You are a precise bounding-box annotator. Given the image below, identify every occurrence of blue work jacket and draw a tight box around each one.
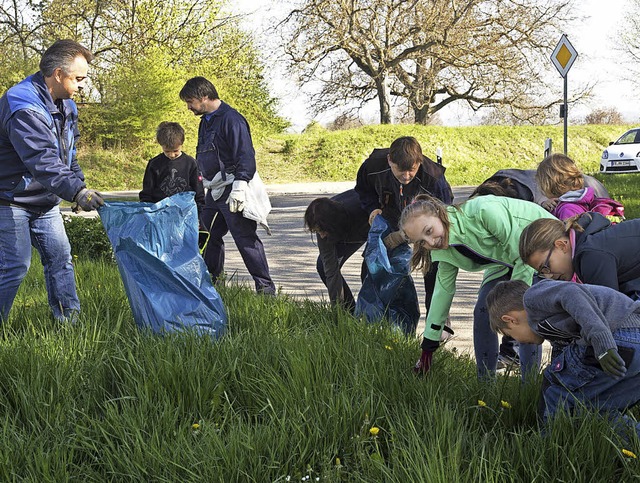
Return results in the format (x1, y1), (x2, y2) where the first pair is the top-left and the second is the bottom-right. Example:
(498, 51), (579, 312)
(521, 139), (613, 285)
(0, 72), (86, 208)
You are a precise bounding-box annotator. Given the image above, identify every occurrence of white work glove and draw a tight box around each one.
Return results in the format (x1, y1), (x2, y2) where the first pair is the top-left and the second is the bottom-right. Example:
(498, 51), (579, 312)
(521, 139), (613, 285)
(227, 180), (248, 213)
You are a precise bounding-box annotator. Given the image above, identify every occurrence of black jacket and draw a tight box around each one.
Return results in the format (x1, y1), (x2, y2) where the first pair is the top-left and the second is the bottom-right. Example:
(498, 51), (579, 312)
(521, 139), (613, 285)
(139, 152), (205, 215)
(574, 213), (640, 297)
(354, 148), (453, 229)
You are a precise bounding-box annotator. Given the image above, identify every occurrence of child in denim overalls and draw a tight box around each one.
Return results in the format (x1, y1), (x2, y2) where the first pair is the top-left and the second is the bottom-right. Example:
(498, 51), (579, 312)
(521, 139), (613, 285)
(487, 278), (640, 438)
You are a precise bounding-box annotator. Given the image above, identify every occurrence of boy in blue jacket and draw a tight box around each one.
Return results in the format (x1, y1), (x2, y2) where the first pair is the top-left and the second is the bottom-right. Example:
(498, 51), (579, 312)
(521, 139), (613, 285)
(487, 278), (640, 437)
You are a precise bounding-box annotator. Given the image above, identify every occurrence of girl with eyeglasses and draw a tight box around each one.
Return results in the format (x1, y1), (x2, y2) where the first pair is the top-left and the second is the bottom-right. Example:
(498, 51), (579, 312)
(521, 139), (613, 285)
(398, 194), (556, 379)
(519, 213), (640, 300)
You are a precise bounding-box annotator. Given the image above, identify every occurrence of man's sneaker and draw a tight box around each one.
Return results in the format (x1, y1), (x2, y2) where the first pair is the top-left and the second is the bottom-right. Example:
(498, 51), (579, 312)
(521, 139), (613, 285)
(497, 352), (520, 371)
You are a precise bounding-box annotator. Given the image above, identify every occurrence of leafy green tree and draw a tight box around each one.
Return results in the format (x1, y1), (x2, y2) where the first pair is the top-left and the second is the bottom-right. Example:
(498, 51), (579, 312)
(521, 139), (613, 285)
(0, 0), (286, 146)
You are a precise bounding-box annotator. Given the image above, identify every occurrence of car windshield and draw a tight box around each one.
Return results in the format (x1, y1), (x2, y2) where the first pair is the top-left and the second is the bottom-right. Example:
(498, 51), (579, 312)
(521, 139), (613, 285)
(616, 129), (640, 144)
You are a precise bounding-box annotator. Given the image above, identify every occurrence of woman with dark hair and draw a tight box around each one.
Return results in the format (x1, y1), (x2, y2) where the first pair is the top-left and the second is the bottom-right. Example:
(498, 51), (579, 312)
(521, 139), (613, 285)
(304, 189), (370, 312)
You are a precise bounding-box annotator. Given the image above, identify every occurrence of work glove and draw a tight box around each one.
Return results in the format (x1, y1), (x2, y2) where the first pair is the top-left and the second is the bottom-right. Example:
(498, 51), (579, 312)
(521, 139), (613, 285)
(227, 180), (248, 213)
(598, 348), (627, 379)
(74, 188), (104, 212)
(413, 338), (440, 375)
(383, 230), (406, 251)
(368, 208), (382, 226)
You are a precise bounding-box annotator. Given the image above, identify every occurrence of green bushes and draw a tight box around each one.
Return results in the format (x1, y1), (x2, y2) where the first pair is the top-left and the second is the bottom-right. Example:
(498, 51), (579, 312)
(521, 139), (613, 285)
(63, 215), (113, 260)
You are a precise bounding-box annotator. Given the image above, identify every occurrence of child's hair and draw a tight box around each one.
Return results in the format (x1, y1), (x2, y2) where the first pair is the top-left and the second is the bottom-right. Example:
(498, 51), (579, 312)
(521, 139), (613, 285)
(486, 280), (528, 333)
(518, 215), (586, 262)
(389, 136), (423, 171)
(156, 121), (185, 149)
(536, 153), (584, 198)
(304, 197), (351, 236)
(469, 178), (521, 199)
(398, 194), (450, 273)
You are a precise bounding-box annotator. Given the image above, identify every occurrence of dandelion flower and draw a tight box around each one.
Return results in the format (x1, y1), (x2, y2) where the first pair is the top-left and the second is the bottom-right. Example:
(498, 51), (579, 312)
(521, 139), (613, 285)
(192, 423), (200, 430)
(622, 449), (637, 458)
(500, 400), (512, 409)
(477, 400), (487, 407)
(369, 427), (380, 436)
(385, 345), (393, 350)
(335, 457), (341, 466)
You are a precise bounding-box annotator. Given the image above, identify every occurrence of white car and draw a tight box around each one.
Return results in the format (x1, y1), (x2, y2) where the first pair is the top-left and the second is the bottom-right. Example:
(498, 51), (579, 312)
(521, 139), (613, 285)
(600, 127), (640, 173)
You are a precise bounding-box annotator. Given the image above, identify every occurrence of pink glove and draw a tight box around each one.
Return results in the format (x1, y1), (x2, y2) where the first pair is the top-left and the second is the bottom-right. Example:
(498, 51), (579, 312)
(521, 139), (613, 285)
(413, 350), (434, 375)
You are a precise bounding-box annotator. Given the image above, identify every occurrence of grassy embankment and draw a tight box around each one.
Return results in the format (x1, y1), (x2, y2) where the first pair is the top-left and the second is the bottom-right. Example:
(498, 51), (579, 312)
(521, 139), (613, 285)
(80, 123), (640, 217)
(81, 123), (632, 189)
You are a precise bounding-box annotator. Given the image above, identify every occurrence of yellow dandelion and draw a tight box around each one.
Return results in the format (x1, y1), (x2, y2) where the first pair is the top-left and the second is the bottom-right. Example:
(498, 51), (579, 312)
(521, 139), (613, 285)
(385, 345), (393, 350)
(335, 457), (341, 466)
(500, 400), (512, 409)
(477, 400), (487, 407)
(192, 423), (200, 430)
(622, 449), (637, 458)
(369, 427), (380, 436)
(73, 254), (78, 259)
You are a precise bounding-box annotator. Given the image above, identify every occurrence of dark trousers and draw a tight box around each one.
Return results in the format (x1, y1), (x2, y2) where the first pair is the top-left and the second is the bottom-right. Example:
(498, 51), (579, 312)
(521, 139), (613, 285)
(316, 241), (366, 312)
(201, 188), (275, 294)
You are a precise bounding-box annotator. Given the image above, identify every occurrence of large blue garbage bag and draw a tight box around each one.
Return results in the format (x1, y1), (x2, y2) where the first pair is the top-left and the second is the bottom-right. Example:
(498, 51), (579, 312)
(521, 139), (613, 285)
(99, 192), (227, 337)
(355, 216), (420, 335)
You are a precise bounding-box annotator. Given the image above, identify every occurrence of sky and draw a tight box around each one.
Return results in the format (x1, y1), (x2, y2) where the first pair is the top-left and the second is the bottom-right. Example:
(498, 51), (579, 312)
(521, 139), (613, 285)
(226, 0), (634, 132)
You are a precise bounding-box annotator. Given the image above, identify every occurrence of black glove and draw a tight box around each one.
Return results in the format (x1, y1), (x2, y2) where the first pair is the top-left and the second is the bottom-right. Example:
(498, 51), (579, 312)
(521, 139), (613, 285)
(74, 188), (105, 211)
(598, 348), (627, 379)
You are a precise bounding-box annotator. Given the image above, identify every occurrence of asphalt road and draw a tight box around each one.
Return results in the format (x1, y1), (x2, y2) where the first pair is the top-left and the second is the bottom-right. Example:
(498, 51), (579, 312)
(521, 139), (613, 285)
(220, 184), (484, 357)
(71, 183), (551, 361)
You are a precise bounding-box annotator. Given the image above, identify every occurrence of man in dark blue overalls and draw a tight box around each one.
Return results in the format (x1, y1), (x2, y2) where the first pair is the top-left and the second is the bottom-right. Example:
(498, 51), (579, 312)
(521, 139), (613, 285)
(180, 77), (275, 295)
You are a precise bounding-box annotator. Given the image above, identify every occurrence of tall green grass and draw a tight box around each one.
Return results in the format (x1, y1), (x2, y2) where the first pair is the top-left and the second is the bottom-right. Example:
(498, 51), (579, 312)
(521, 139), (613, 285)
(80, 124), (635, 189)
(3, 257), (639, 481)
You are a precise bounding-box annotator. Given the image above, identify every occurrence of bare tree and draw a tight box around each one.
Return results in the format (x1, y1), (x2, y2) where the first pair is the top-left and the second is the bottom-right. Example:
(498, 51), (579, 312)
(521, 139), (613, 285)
(280, 0), (583, 124)
(584, 107), (624, 125)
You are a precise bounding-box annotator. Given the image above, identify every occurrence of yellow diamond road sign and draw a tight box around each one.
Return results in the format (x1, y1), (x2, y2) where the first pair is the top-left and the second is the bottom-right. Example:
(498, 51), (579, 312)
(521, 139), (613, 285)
(551, 34), (578, 78)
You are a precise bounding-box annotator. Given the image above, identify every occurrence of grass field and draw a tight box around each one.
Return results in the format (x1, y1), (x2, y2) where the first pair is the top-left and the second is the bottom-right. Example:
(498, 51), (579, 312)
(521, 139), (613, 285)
(80, 124), (635, 190)
(5, 126), (639, 480)
(5, 257), (640, 481)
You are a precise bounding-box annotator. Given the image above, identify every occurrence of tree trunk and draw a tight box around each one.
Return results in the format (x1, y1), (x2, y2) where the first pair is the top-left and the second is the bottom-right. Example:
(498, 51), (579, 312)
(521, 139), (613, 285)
(375, 75), (392, 124)
(413, 104), (430, 125)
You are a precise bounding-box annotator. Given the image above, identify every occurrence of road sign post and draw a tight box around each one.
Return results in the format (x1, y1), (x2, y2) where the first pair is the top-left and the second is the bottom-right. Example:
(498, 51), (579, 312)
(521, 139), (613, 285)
(551, 34), (578, 155)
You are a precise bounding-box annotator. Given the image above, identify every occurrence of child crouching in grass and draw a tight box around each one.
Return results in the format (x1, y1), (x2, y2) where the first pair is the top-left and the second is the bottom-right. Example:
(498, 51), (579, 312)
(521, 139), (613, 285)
(486, 278), (640, 437)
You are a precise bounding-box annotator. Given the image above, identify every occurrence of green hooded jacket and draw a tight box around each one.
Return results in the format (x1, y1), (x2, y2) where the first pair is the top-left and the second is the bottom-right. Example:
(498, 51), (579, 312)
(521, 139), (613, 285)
(423, 195), (557, 342)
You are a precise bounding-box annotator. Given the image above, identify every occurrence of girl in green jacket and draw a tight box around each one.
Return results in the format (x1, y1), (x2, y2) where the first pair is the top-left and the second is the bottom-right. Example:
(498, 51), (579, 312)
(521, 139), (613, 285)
(399, 194), (556, 379)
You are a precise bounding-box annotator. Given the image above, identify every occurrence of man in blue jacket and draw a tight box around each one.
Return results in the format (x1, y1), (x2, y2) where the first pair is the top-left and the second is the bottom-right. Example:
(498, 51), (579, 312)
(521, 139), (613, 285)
(180, 77), (275, 295)
(0, 39), (103, 323)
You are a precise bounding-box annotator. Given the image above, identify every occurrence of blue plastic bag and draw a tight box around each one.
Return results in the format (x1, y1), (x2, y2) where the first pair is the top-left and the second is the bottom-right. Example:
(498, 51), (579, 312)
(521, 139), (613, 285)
(355, 216), (420, 335)
(99, 192), (227, 337)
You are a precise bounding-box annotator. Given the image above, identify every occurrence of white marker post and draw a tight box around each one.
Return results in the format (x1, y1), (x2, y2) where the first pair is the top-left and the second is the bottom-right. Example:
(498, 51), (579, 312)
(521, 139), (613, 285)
(551, 34), (578, 155)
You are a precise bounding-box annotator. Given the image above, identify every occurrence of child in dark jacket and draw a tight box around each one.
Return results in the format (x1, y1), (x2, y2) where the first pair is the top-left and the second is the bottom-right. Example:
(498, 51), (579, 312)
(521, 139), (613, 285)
(519, 213), (640, 300)
(487, 278), (640, 438)
(139, 121), (205, 217)
(304, 189), (370, 313)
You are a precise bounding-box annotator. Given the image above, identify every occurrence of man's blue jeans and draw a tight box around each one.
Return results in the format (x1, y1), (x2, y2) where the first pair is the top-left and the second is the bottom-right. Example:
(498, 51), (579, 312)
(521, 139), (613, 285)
(542, 326), (640, 437)
(0, 204), (80, 322)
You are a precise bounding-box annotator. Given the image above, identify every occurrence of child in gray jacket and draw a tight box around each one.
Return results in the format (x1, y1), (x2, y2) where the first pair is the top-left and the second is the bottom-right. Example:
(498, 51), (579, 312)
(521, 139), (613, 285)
(487, 278), (640, 437)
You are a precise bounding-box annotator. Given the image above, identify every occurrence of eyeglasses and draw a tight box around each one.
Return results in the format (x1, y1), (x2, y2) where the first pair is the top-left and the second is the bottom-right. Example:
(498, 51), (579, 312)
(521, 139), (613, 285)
(537, 246), (555, 277)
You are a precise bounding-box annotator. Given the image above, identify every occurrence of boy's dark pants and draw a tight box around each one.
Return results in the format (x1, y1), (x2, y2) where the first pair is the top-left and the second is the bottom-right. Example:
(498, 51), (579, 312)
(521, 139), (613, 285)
(316, 241), (366, 312)
(201, 187), (275, 294)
